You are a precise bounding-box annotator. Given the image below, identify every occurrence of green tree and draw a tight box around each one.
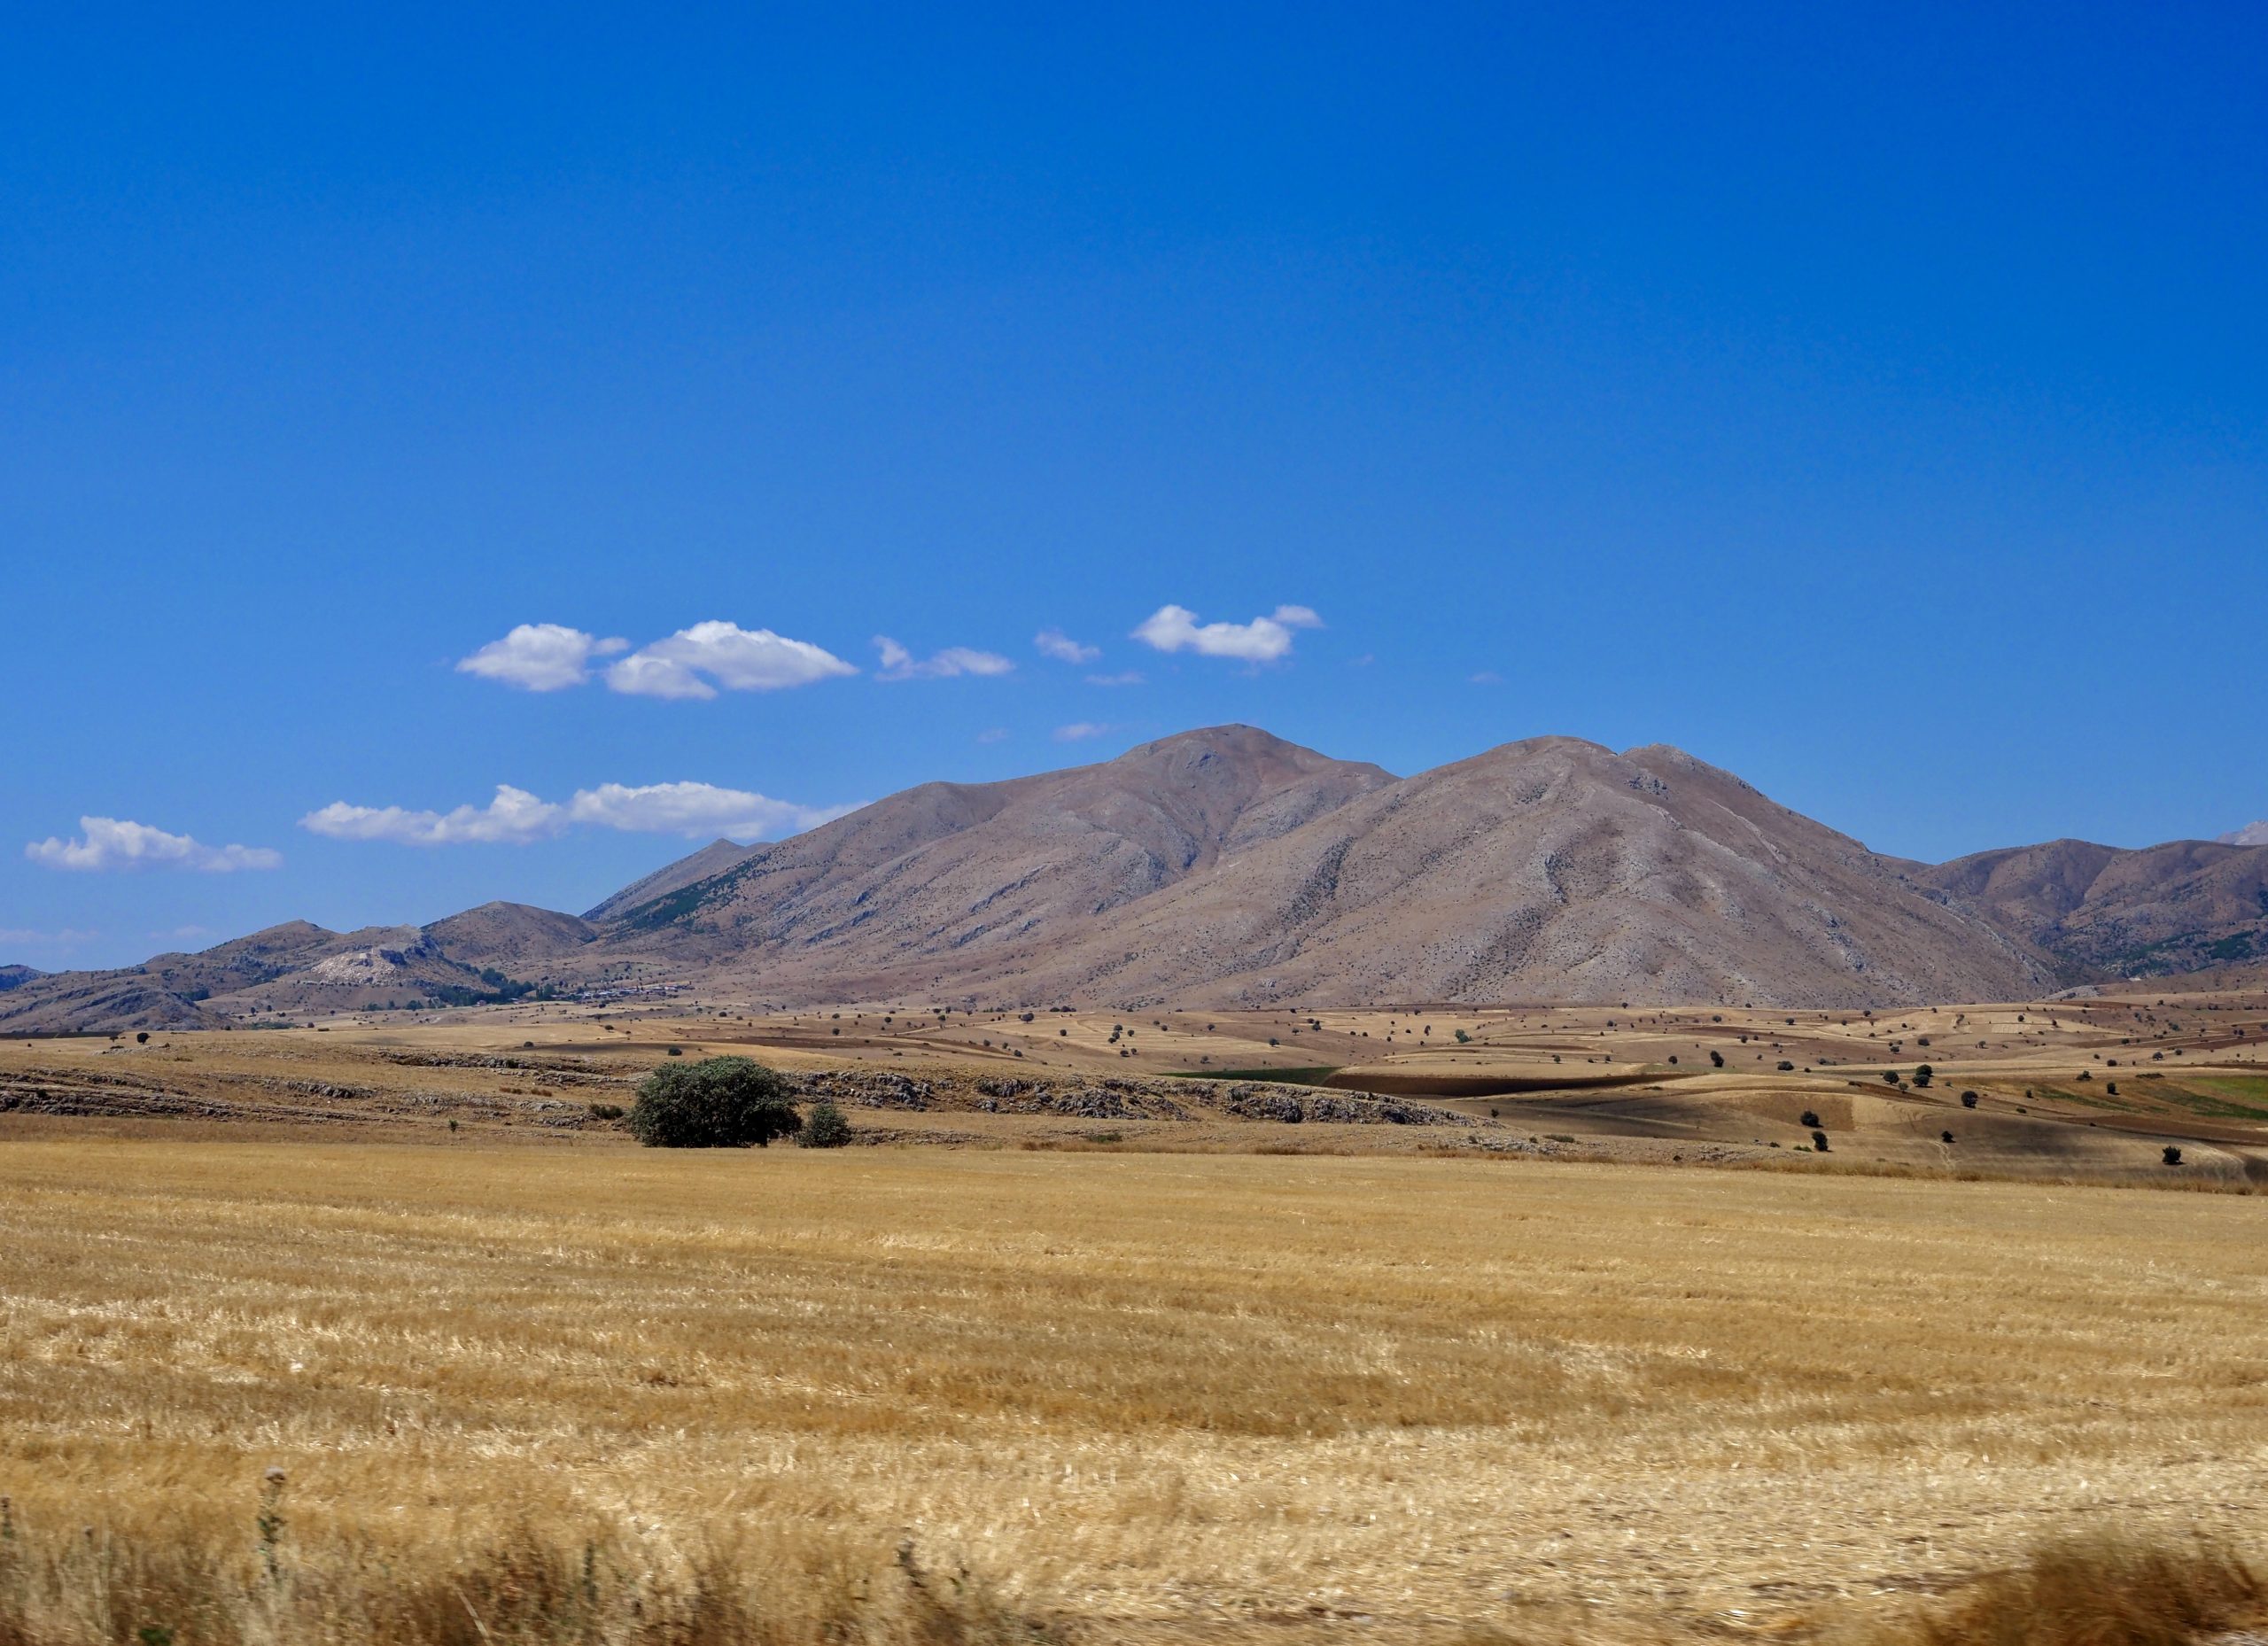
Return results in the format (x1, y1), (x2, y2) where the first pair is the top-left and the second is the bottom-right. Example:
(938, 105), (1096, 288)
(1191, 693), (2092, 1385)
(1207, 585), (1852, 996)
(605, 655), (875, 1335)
(798, 1101), (853, 1148)
(628, 1056), (799, 1148)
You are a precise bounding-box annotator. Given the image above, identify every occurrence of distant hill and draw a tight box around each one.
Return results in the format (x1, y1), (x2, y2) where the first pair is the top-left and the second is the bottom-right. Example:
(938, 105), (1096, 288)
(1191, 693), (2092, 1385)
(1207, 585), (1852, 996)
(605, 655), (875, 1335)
(12, 725), (2266, 1031)
(0, 965), (47, 993)
(1920, 837), (2268, 975)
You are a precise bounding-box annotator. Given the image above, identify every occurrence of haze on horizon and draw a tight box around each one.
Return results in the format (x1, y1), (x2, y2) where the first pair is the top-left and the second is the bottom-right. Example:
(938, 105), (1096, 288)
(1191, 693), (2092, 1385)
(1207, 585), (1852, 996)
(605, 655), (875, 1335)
(6, 3), (2264, 970)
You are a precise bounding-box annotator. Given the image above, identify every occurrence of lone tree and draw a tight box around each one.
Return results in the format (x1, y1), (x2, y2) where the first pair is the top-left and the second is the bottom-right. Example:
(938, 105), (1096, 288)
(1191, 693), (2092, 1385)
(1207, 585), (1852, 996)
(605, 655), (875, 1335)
(1912, 1063), (1934, 1088)
(628, 1056), (799, 1148)
(1961, 1090), (1979, 1108)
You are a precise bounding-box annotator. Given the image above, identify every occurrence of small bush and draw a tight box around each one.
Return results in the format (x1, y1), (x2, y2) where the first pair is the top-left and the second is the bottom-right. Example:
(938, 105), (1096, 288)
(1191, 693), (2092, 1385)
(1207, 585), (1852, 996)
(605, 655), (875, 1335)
(1777, 1060), (1795, 1071)
(2163, 1145), (2184, 1167)
(1876, 1533), (2257, 1646)
(666, 1045), (684, 1057)
(1800, 1109), (1821, 1129)
(1709, 1050), (1724, 1068)
(628, 1057), (799, 1148)
(587, 1102), (625, 1122)
(1811, 1130), (1829, 1152)
(1961, 1090), (1979, 1108)
(798, 1102), (852, 1148)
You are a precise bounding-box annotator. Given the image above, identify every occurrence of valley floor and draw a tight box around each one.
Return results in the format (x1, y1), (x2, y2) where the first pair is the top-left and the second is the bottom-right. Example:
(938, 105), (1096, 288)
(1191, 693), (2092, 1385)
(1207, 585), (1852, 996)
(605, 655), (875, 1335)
(3, 1140), (2264, 1642)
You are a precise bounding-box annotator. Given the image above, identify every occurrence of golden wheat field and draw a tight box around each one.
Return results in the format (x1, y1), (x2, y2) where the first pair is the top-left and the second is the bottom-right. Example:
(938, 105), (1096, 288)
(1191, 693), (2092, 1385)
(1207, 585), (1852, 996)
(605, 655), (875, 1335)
(3, 1137), (2265, 1643)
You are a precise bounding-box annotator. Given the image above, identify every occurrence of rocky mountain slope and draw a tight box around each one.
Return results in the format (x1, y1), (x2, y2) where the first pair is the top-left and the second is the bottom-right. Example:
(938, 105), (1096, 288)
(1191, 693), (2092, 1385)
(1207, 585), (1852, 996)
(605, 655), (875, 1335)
(1921, 838), (2268, 975)
(12, 726), (2264, 1031)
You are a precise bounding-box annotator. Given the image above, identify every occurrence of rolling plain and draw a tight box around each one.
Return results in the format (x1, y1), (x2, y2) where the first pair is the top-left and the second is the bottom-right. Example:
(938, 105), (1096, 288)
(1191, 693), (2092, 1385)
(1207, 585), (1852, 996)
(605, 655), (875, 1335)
(4, 982), (2267, 1642)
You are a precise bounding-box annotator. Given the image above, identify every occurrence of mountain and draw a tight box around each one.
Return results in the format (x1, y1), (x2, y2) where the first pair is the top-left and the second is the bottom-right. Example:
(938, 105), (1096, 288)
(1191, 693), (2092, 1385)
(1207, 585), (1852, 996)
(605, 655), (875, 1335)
(0, 906), (594, 1034)
(1921, 837), (2268, 975)
(2221, 820), (2268, 847)
(600, 727), (2058, 1008)
(15, 725), (2267, 1032)
(0, 966), (43, 993)
(601, 725), (1397, 979)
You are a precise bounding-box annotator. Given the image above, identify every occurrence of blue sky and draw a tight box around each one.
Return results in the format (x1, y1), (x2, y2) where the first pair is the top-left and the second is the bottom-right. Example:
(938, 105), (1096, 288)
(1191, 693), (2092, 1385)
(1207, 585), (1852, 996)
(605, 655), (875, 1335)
(6, 2), (2264, 969)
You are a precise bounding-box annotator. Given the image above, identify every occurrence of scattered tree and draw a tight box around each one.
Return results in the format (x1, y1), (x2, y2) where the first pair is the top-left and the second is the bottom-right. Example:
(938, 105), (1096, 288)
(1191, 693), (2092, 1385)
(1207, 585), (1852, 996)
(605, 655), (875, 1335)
(2163, 1145), (2184, 1167)
(1961, 1091), (1979, 1108)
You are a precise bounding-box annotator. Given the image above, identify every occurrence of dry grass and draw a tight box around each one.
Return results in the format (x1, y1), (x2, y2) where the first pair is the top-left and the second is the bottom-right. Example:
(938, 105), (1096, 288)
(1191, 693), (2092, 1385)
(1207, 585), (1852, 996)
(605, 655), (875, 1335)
(1847, 1535), (2261, 1646)
(3, 1141), (2265, 1642)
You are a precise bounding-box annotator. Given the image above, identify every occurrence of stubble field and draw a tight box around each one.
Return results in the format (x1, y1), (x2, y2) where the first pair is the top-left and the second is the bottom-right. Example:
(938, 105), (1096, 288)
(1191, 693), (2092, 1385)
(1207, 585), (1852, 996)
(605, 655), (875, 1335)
(3, 1138), (2264, 1642)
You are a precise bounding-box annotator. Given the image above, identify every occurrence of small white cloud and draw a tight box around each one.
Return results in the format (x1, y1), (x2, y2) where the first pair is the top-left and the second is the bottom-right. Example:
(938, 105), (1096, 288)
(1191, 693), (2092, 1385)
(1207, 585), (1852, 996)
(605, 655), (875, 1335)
(1053, 722), (1111, 741)
(567, 781), (855, 840)
(606, 621), (857, 699)
(27, 818), (282, 873)
(1035, 628), (1101, 664)
(1469, 671), (1504, 685)
(302, 780), (853, 847)
(1130, 603), (1322, 663)
(0, 928), (97, 949)
(455, 624), (629, 691)
(300, 786), (564, 847)
(1084, 671), (1145, 687)
(874, 637), (1015, 681)
(975, 727), (1009, 744)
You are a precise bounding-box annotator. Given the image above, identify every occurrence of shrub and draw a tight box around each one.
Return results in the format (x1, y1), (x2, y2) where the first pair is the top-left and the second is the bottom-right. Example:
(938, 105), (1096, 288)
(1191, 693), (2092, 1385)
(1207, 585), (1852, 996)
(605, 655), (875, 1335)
(1777, 1060), (1794, 1070)
(1941, 1130), (1954, 1144)
(798, 1102), (852, 1148)
(2163, 1145), (2184, 1167)
(1883, 1533), (2256, 1646)
(1913, 1063), (1934, 1087)
(1811, 1130), (1829, 1152)
(1799, 1110), (1821, 1129)
(1961, 1090), (1979, 1108)
(628, 1057), (799, 1148)
(1709, 1050), (1724, 1068)
(1454, 1029), (1471, 1044)
(666, 1045), (684, 1057)
(587, 1102), (625, 1122)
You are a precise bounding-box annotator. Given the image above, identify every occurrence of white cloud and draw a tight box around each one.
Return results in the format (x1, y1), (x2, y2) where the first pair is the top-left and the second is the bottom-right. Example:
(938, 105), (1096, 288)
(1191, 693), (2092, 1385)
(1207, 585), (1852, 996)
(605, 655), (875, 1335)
(302, 780), (853, 847)
(1035, 628), (1100, 664)
(605, 622), (857, 699)
(874, 637), (1015, 681)
(456, 624), (629, 691)
(1469, 670), (1504, 686)
(27, 818), (282, 873)
(0, 928), (97, 949)
(1130, 603), (1323, 662)
(975, 727), (1009, 744)
(1084, 671), (1145, 687)
(1053, 722), (1112, 741)
(300, 786), (565, 847)
(567, 782), (857, 840)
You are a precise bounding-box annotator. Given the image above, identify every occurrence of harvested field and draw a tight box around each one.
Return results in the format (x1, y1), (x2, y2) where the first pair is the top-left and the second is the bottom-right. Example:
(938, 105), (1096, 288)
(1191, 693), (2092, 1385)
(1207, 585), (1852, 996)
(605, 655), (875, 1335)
(2, 1139), (2264, 1642)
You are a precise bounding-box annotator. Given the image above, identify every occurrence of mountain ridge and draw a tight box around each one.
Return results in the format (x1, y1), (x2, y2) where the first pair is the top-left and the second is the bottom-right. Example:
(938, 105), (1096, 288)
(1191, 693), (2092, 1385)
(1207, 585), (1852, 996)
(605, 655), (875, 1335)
(7, 725), (2264, 1031)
